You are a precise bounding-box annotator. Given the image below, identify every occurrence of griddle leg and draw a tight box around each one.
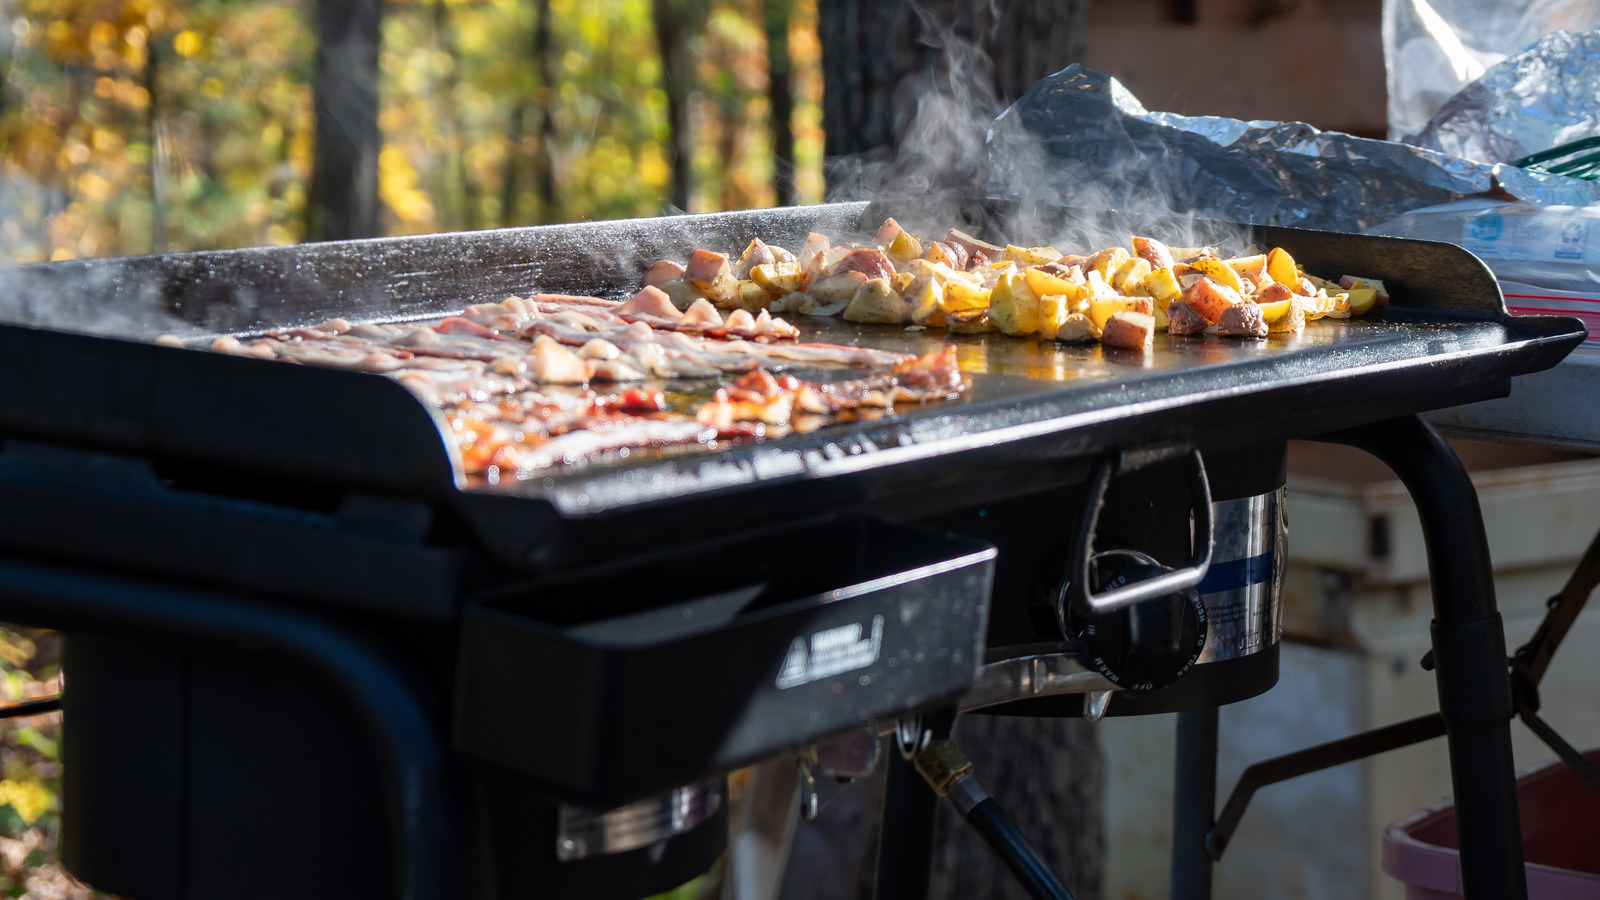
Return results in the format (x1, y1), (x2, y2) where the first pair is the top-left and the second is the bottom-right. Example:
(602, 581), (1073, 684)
(873, 709), (955, 900)
(1318, 416), (1527, 900)
(1170, 706), (1218, 900)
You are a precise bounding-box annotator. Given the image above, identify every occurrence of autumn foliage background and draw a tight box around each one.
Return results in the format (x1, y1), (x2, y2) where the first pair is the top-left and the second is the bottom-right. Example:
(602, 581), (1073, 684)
(0, 0), (828, 265)
(0, 0), (828, 892)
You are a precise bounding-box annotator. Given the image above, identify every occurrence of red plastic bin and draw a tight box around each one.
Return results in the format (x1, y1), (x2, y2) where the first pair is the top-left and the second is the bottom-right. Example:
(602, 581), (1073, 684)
(1383, 749), (1600, 899)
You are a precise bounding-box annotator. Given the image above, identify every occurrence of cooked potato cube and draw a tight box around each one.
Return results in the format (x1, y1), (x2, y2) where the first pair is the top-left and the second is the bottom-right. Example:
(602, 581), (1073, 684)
(943, 278), (992, 312)
(1111, 257), (1153, 292)
(990, 271), (1041, 336)
(843, 278), (908, 324)
(1187, 257), (1247, 294)
(1345, 287), (1379, 315)
(1144, 266), (1183, 306)
(1132, 236), (1175, 269)
(1183, 276), (1243, 323)
(750, 262), (808, 296)
(886, 230), (924, 266)
(1025, 262), (1086, 300)
(1269, 297), (1308, 333)
(1266, 247), (1298, 289)
(1004, 244), (1063, 266)
(1088, 247), (1131, 281)
(1038, 293), (1068, 340)
(907, 277), (947, 328)
(1054, 312), (1099, 343)
(1339, 275), (1390, 311)
(1101, 311), (1154, 350)
(810, 271), (869, 304)
(658, 279), (706, 311)
(1225, 254), (1268, 284)
(1086, 295), (1148, 331)
(738, 280), (774, 312)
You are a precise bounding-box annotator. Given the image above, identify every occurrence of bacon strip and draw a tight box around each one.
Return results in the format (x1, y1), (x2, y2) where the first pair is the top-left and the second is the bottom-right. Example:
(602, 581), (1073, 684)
(210, 296), (966, 481)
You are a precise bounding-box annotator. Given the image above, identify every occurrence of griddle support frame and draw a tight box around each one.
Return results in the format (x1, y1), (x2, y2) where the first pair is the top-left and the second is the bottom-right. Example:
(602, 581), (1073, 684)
(873, 708), (955, 900)
(1169, 707), (1218, 900)
(1317, 415), (1527, 900)
(0, 556), (459, 900)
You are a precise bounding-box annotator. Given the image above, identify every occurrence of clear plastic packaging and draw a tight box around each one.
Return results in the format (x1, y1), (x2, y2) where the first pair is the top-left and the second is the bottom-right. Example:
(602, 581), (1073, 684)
(1384, 0), (1600, 140)
(1367, 198), (1600, 339)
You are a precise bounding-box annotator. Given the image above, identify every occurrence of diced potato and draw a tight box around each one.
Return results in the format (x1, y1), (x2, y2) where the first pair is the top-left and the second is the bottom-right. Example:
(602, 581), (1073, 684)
(1345, 287), (1379, 315)
(886, 230), (924, 266)
(1266, 247), (1298, 289)
(1269, 297), (1308, 334)
(658, 279), (705, 311)
(1111, 257), (1153, 292)
(947, 229), (1004, 262)
(907, 277), (947, 328)
(749, 263), (807, 296)
(1088, 247), (1131, 281)
(1004, 245), (1063, 266)
(1184, 276), (1243, 323)
(1132, 236), (1175, 269)
(1101, 311), (1154, 350)
(989, 272), (1041, 336)
(1226, 254), (1268, 284)
(1187, 257), (1246, 294)
(810, 271), (869, 304)
(1144, 266), (1183, 306)
(1025, 263), (1086, 300)
(943, 278), (992, 312)
(737, 280), (773, 312)
(843, 278), (908, 324)
(1256, 298), (1293, 323)
(894, 271), (915, 293)
(1085, 269), (1115, 298)
(1153, 300), (1169, 331)
(1053, 312), (1100, 343)
(1086, 295), (1147, 331)
(1339, 276), (1390, 311)
(1038, 293), (1068, 340)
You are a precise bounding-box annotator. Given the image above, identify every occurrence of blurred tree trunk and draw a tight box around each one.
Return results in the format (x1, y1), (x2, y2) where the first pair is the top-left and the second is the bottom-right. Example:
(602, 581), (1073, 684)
(651, 0), (707, 212)
(777, 715), (1104, 900)
(306, 0), (384, 241)
(815, 0), (1089, 194)
(763, 0), (796, 206)
(501, 0), (558, 227)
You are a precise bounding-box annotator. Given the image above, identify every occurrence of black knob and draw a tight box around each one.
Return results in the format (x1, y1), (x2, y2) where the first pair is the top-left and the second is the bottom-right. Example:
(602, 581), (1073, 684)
(1066, 551), (1208, 691)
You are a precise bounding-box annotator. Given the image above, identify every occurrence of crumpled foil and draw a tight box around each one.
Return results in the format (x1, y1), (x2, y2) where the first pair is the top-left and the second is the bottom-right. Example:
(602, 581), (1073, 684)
(1405, 29), (1600, 166)
(986, 65), (1600, 232)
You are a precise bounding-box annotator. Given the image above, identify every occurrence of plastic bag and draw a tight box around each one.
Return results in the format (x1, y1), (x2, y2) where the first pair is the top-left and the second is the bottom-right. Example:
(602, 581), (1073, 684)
(1383, 0), (1600, 140)
(1367, 198), (1600, 339)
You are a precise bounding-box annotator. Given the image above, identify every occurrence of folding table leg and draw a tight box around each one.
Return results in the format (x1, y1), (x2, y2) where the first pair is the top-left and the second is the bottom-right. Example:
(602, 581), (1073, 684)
(1170, 706), (1218, 900)
(1316, 416), (1527, 900)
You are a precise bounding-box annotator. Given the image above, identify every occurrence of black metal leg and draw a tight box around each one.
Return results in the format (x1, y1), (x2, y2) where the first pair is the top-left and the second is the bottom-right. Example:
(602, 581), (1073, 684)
(874, 709), (955, 900)
(0, 556), (459, 900)
(1318, 416), (1527, 900)
(1171, 706), (1218, 900)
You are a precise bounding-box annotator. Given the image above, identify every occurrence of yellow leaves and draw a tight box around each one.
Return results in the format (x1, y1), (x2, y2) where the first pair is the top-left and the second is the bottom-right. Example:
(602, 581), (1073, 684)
(201, 77), (223, 98)
(0, 780), (53, 825)
(173, 29), (202, 57)
(379, 146), (437, 231)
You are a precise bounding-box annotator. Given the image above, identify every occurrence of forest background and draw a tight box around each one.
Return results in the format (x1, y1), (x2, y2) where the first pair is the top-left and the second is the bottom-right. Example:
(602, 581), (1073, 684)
(0, 0), (1086, 894)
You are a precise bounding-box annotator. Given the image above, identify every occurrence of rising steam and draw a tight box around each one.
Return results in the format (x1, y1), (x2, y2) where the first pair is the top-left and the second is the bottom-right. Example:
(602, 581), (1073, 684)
(821, 11), (1255, 257)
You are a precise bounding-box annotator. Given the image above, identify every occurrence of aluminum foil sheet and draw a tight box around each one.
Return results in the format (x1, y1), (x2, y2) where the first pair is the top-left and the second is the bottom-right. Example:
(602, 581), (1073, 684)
(987, 65), (1600, 233)
(1405, 29), (1600, 166)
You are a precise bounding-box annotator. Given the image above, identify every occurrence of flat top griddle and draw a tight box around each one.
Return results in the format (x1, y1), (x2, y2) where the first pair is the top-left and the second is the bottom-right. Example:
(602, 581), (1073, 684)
(0, 202), (1583, 570)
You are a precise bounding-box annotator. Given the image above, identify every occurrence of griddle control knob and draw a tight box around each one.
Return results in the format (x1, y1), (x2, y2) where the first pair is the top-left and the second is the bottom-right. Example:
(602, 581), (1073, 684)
(1066, 550), (1208, 692)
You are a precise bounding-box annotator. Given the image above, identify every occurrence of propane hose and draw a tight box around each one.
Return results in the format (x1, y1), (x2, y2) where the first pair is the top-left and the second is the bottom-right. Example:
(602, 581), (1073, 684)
(913, 739), (1078, 900)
